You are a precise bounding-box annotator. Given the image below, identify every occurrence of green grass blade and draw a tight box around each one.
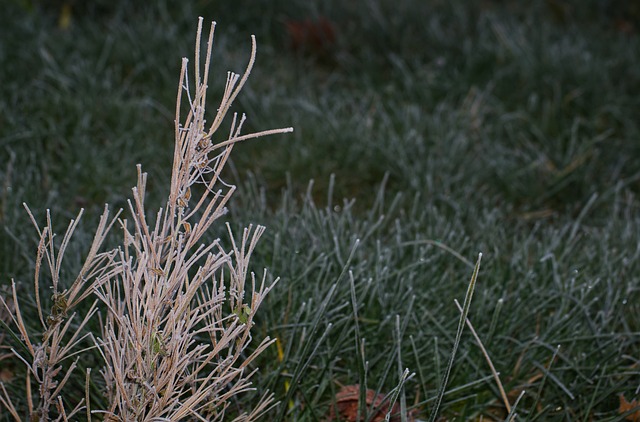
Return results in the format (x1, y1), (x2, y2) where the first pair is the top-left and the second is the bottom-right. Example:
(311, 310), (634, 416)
(349, 271), (368, 421)
(275, 240), (360, 421)
(0, 317), (30, 357)
(427, 252), (482, 422)
(505, 390), (526, 422)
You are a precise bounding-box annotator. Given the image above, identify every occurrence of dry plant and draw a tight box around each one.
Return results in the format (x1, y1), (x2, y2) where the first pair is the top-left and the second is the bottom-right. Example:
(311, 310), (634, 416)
(0, 17), (292, 421)
(0, 206), (121, 421)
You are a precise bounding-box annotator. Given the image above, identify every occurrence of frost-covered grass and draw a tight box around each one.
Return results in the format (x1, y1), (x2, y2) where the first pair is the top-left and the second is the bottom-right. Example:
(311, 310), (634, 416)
(1, 1), (639, 420)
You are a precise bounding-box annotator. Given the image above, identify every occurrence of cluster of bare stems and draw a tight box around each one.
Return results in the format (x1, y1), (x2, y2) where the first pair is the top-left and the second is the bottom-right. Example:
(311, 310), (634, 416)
(0, 17), (292, 421)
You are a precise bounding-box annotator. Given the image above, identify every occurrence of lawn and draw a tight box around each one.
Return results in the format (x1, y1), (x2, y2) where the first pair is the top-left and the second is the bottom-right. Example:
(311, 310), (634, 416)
(1, 0), (639, 420)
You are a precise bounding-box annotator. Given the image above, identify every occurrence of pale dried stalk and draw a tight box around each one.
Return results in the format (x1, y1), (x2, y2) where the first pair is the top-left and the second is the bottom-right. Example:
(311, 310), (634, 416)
(453, 299), (511, 413)
(0, 17), (289, 422)
(0, 204), (121, 421)
(93, 18), (291, 421)
(0, 382), (20, 421)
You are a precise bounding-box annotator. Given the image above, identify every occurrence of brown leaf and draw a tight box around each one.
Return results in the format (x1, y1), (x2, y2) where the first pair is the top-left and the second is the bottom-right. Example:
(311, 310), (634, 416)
(327, 384), (415, 422)
(285, 17), (336, 56)
(620, 395), (640, 421)
(0, 366), (13, 382)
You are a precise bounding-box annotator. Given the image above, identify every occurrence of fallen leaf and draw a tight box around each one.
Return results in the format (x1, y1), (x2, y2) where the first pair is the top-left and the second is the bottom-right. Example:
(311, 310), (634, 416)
(0, 367), (13, 382)
(327, 384), (415, 422)
(620, 395), (640, 421)
(284, 17), (336, 57)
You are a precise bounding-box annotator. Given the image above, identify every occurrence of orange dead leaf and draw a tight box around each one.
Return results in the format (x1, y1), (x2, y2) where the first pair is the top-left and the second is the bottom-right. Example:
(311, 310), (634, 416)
(0, 366), (14, 382)
(620, 395), (640, 421)
(327, 384), (416, 422)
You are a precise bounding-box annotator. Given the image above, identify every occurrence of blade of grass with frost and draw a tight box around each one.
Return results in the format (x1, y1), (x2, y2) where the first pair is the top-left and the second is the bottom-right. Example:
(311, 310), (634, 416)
(366, 309), (412, 421)
(275, 281), (336, 419)
(410, 335), (429, 403)
(505, 390), (526, 422)
(487, 297), (504, 344)
(370, 296), (414, 415)
(583, 368), (605, 422)
(297, 386), (323, 421)
(433, 336), (441, 387)
(349, 271), (368, 422)
(385, 369), (412, 422)
(412, 373), (498, 409)
(427, 252), (482, 422)
(394, 315), (409, 422)
(527, 345), (561, 416)
(276, 240), (360, 421)
(370, 328), (401, 418)
(277, 322), (333, 420)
